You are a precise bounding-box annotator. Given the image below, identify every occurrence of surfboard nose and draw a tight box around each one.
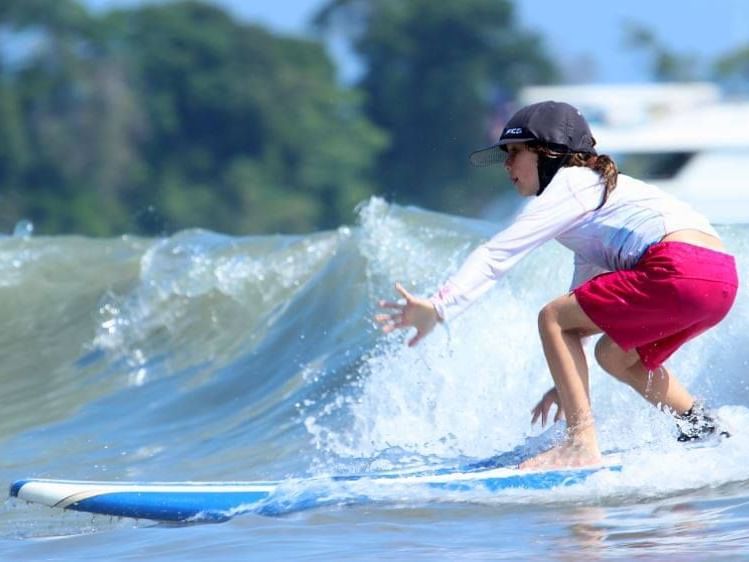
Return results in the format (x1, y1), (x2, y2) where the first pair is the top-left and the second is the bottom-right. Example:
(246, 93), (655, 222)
(9, 479), (30, 498)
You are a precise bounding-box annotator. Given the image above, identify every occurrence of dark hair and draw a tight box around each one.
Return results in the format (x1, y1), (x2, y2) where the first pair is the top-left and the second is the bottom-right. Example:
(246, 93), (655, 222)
(532, 145), (619, 209)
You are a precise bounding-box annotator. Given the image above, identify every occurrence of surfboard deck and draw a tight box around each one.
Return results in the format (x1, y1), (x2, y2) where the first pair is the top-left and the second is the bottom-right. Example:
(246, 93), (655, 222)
(9, 461), (621, 522)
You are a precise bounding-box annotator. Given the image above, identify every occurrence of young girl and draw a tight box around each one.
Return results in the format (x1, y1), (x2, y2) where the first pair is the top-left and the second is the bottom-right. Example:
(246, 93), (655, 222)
(376, 101), (739, 469)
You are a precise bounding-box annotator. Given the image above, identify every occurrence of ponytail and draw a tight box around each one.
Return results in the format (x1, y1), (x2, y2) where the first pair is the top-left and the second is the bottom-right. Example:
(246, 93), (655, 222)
(587, 153), (618, 210)
(533, 145), (619, 209)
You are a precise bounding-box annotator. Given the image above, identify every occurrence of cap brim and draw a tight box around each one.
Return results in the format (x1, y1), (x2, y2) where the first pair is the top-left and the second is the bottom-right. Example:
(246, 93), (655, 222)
(469, 137), (536, 167)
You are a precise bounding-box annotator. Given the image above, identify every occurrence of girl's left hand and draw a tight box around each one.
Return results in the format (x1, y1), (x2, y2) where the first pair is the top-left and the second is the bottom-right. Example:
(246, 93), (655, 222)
(531, 387), (565, 427)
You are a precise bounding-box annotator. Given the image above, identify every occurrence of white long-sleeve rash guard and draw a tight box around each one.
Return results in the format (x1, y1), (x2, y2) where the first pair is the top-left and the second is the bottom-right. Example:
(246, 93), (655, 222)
(430, 166), (718, 322)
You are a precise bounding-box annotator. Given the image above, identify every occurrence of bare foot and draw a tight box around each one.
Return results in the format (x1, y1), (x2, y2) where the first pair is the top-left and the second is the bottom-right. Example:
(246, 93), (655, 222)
(519, 441), (602, 470)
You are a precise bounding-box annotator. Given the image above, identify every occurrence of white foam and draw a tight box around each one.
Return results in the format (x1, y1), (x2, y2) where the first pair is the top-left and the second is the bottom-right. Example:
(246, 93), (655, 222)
(308, 199), (749, 501)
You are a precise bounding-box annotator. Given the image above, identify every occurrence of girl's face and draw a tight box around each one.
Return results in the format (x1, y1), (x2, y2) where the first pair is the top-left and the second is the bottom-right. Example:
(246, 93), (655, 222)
(504, 143), (539, 197)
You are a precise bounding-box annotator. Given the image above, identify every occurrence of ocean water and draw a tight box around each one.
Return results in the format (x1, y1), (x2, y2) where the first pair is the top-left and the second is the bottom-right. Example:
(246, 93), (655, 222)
(2, 197), (749, 561)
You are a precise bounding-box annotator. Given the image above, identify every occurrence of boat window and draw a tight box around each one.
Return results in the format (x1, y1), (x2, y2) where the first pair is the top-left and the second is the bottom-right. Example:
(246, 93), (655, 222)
(613, 152), (694, 180)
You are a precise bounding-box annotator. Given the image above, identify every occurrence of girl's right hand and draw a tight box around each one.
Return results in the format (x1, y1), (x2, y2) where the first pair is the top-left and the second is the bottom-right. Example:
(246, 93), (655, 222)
(531, 387), (565, 427)
(375, 283), (439, 347)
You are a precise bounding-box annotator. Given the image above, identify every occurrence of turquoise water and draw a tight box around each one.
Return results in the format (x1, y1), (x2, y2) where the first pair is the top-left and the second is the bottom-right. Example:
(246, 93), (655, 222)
(2, 198), (749, 560)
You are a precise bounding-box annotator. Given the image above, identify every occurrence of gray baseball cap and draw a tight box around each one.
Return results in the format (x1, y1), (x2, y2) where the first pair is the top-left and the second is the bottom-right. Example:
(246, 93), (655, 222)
(470, 101), (597, 166)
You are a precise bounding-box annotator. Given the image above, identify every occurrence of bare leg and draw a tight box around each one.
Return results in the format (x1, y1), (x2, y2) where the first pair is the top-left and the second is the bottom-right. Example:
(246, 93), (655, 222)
(594, 336), (693, 414)
(520, 294), (604, 469)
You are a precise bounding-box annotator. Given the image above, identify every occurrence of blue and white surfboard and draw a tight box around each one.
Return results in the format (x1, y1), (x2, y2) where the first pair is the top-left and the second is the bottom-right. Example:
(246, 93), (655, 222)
(9, 460), (620, 522)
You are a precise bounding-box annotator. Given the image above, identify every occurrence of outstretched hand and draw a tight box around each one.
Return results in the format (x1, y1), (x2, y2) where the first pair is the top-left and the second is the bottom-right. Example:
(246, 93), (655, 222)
(531, 387), (565, 427)
(375, 283), (439, 347)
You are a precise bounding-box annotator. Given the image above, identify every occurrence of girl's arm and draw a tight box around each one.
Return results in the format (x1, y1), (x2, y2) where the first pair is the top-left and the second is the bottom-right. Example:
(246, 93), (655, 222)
(432, 177), (589, 321)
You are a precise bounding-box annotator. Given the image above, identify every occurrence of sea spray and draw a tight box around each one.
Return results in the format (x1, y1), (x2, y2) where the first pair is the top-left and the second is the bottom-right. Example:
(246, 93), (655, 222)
(306, 199), (749, 470)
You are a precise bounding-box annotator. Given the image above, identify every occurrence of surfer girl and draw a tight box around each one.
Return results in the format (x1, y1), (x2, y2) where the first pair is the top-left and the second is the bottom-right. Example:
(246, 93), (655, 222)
(376, 101), (739, 469)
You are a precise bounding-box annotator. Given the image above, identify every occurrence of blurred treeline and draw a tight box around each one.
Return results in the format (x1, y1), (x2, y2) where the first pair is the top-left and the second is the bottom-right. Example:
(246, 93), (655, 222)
(0, 0), (556, 235)
(0, 1), (747, 236)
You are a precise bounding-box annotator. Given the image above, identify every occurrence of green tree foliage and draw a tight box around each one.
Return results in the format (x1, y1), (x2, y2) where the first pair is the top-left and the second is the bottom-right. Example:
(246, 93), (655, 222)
(622, 22), (749, 93)
(713, 44), (749, 91)
(0, 0), (386, 235)
(0, 0), (135, 234)
(623, 22), (700, 82)
(314, 0), (558, 215)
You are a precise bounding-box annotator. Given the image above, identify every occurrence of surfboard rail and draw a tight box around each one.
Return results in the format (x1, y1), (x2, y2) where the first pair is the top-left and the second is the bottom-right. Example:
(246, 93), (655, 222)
(9, 463), (621, 522)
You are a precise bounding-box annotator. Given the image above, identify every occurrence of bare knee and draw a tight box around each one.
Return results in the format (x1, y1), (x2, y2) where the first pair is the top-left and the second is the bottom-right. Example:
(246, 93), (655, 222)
(537, 303), (558, 334)
(594, 337), (615, 375)
(538, 302), (566, 340)
(595, 336), (639, 378)
(538, 294), (602, 341)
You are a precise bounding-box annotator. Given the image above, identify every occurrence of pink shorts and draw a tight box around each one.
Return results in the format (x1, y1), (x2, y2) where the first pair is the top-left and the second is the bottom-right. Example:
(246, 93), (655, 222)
(574, 241), (738, 370)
